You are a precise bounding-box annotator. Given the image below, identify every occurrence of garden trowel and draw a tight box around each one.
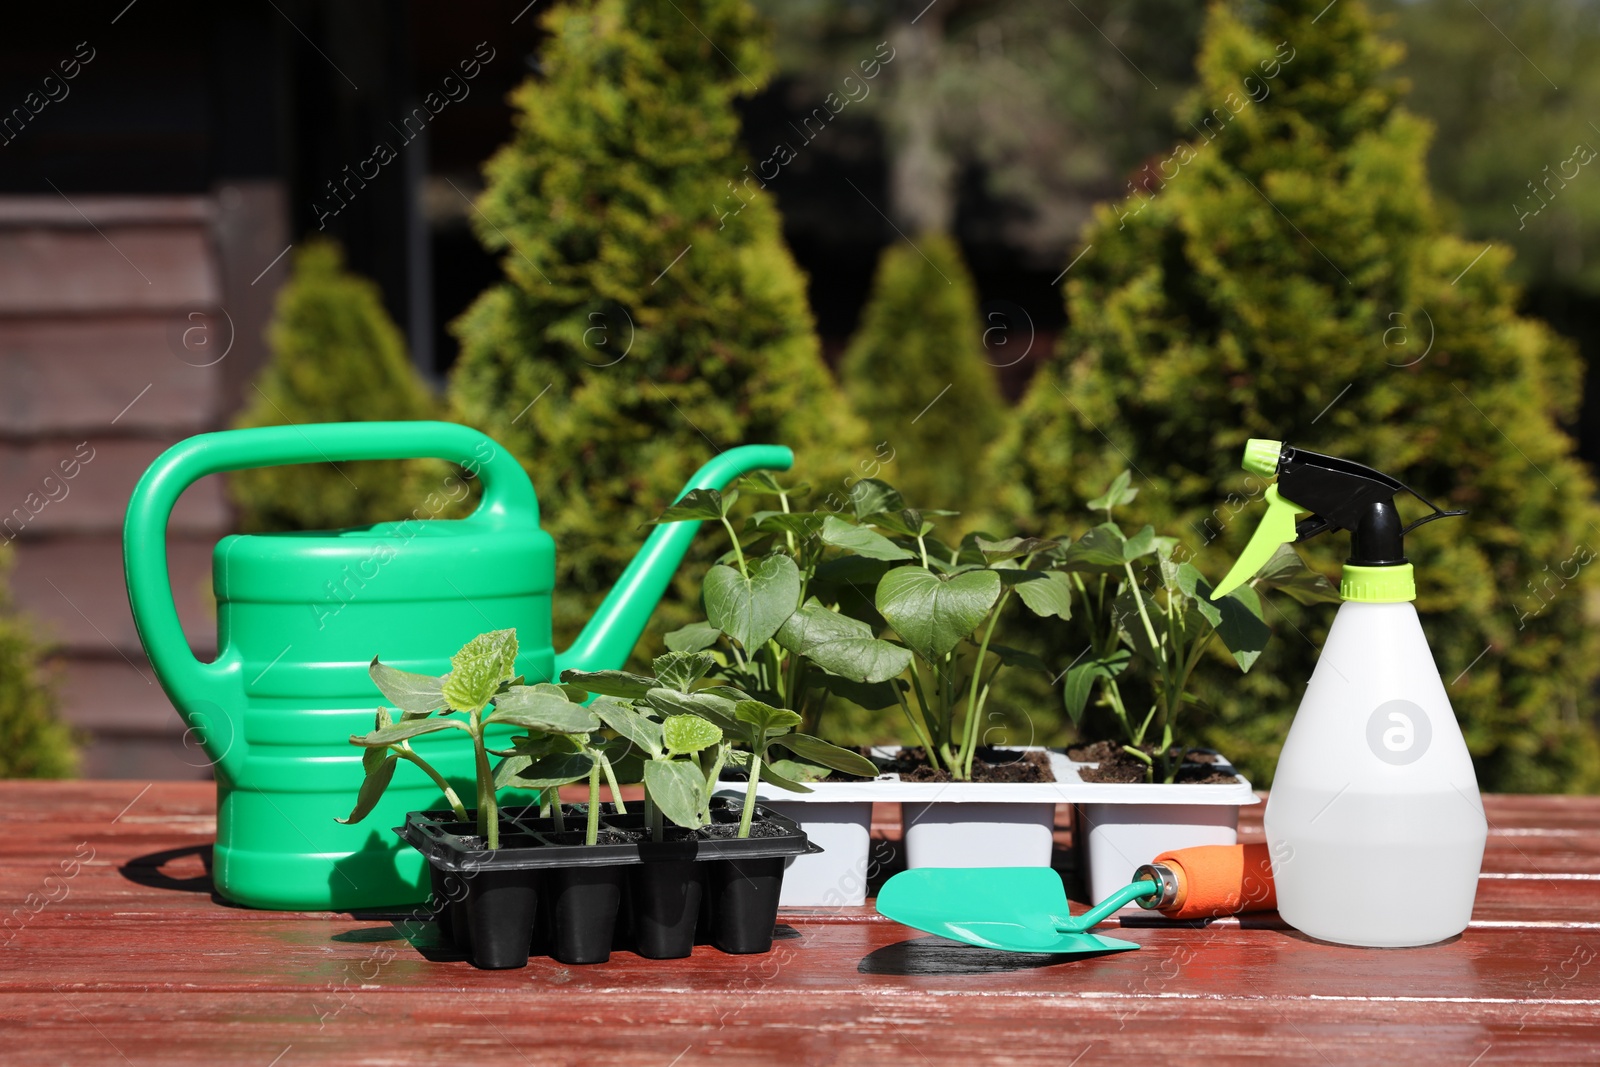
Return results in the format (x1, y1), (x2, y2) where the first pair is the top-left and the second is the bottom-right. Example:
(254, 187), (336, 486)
(876, 844), (1278, 956)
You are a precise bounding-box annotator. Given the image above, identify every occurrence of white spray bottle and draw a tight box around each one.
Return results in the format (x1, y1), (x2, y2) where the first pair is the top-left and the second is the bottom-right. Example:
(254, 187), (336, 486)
(1211, 439), (1487, 947)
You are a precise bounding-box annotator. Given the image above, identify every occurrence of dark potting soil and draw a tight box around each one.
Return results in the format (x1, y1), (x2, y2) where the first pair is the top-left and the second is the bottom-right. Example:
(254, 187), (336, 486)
(543, 829), (634, 846)
(1066, 740), (1240, 784)
(607, 825), (699, 845)
(882, 746), (1056, 784)
(700, 820), (791, 840)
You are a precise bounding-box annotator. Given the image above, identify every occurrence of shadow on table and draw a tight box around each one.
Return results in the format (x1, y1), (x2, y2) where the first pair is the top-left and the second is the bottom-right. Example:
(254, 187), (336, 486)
(327, 918), (469, 962)
(859, 935), (1126, 976)
(119, 844), (214, 895)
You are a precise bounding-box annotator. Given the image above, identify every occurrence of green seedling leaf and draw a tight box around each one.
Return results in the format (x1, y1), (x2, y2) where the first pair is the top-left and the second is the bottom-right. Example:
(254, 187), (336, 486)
(506, 731), (576, 759)
(848, 479), (905, 520)
(776, 603), (912, 683)
(647, 487), (727, 524)
(1251, 543), (1342, 605)
(1177, 562), (1222, 625)
(1176, 562), (1271, 670)
(515, 751), (594, 789)
(350, 717), (469, 747)
(782, 733), (879, 777)
(735, 699), (802, 735)
(699, 684), (755, 702)
(1087, 470), (1138, 512)
(1061, 649), (1131, 726)
(493, 753), (531, 790)
(875, 565), (1001, 661)
(820, 515), (915, 561)
(810, 554), (895, 597)
(769, 758), (834, 783)
(755, 760), (815, 795)
(862, 508), (929, 539)
(441, 629), (519, 712)
(489, 687), (600, 733)
(746, 510), (824, 539)
(704, 554), (800, 650)
(644, 760), (708, 829)
(1113, 582), (1163, 664)
(361, 742), (389, 776)
(337, 754), (398, 824)
(592, 697), (663, 757)
(971, 535), (1060, 562)
(368, 659), (447, 716)
(663, 714), (722, 755)
(737, 471), (810, 498)
(1006, 570), (1075, 620)
(520, 680), (597, 705)
(812, 669), (903, 710)
(646, 687), (741, 734)
(990, 644), (1051, 673)
(603, 739), (647, 787)
(1058, 523), (1129, 570)
(1214, 584), (1270, 672)
(1122, 525), (1158, 560)
(559, 668), (657, 699)
(663, 620), (722, 654)
(653, 651), (717, 693)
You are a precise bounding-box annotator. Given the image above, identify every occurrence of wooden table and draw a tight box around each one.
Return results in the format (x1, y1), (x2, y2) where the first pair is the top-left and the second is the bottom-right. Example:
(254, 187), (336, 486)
(2, 782), (1597, 1065)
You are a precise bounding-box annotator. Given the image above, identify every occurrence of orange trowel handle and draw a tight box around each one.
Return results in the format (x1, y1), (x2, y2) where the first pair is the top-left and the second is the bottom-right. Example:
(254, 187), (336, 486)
(1140, 843), (1277, 920)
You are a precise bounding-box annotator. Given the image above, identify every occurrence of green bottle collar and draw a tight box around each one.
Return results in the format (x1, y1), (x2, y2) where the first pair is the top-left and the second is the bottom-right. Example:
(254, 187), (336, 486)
(1340, 563), (1415, 603)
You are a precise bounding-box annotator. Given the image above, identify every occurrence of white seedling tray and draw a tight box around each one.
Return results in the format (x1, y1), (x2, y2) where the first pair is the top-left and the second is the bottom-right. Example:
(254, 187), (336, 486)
(720, 748), (1256, 907)
(736, 748), (1258, 806)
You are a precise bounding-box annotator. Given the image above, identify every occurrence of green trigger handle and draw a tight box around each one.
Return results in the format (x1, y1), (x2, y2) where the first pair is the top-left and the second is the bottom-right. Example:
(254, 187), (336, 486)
(1210, 485), (1307, 599)
(1211, 438), (1306, 600)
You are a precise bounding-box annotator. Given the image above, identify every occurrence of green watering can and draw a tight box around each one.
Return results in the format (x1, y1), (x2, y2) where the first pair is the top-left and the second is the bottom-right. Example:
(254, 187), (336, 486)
(123, 421), (791, 912)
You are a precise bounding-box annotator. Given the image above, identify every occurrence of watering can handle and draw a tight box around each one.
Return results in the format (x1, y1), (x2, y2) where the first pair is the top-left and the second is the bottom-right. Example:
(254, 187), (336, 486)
(123, 422), (535, 782)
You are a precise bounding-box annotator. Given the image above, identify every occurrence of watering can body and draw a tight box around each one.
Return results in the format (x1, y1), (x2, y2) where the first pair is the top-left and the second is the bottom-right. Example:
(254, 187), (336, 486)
(123, 421), (791, 911)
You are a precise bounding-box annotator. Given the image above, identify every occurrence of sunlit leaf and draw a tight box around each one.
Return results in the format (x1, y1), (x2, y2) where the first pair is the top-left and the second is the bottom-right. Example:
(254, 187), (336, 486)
(644, 760), (707, 828)
(704, 555), (800, 650)
(875, 566), (1001, 661)
(646, 487), (728, 524)
(663, 621), (722, 654)
(441, 629), (519, 712)
(663, 714), (722, 755)
(776, 603), (912, 683)
(336, 755), (398, 824)
(368, 659), (447, 715)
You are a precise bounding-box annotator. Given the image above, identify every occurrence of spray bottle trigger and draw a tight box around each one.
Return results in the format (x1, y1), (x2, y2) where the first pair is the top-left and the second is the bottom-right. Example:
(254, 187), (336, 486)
(1211, 485), (1308, 600)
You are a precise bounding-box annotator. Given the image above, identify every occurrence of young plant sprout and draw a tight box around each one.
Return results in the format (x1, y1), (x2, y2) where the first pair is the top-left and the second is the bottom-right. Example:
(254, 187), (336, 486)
(1061, 472), (1339, 781)
(648, 475), (1074, 781)
(563, 650), (876, 837)
(341, 629), (599, 848)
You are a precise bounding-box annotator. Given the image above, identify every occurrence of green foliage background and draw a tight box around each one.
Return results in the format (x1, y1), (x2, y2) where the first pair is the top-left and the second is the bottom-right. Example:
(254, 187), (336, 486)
(447, 0), (866, 652)
(0, 545), (73, 778)
(228, 240), (440, 533)
(838, 234), (1004, 519)
(989, 0), (1600, 792)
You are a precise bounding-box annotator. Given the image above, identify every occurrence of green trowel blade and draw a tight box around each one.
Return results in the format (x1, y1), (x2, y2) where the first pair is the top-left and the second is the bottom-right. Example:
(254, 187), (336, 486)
(876, 867), (1142, 956)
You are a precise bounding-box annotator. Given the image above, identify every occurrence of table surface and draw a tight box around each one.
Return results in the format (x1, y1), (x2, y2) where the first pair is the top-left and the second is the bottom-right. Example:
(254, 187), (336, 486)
(2, 782), (1597, 1066)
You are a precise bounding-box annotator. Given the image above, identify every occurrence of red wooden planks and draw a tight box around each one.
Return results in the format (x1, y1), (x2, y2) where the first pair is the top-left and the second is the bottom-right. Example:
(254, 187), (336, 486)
(1, 781), (1598, 1066)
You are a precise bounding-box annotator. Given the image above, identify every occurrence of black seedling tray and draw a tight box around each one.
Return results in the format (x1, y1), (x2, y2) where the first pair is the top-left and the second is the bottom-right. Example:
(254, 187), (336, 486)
(399, 802), (818, 872)
(397, 800), (819, 969)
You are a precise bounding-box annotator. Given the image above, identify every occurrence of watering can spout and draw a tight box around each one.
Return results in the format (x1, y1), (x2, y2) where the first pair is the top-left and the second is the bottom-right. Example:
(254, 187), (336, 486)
(556, 444), (793, 676)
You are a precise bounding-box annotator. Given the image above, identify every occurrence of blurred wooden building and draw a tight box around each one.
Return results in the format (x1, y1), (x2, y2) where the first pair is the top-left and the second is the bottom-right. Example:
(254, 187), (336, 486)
(0, 1), (539, 776)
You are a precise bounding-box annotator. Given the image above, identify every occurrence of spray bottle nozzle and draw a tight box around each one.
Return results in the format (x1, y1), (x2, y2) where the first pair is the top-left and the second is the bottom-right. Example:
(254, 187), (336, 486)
(1211, 439), (1465, 602)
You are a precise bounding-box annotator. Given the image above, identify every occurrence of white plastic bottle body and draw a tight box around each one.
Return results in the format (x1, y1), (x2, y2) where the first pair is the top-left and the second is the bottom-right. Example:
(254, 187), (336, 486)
(1264, 600), (1487, 947)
